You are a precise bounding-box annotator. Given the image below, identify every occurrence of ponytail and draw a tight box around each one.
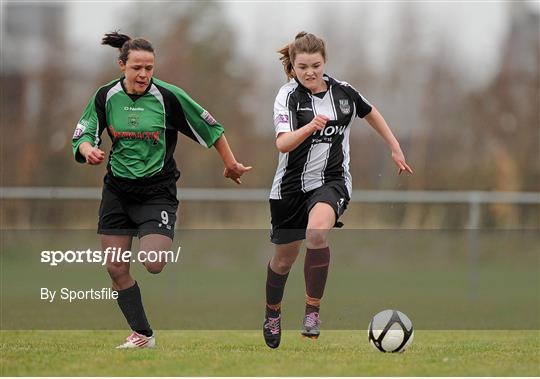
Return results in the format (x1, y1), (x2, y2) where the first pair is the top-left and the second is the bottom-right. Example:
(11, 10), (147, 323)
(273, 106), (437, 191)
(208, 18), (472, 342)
(278, 44), (294, 80)
(101, 31), (154, 63)
(102, 31), (131, 49)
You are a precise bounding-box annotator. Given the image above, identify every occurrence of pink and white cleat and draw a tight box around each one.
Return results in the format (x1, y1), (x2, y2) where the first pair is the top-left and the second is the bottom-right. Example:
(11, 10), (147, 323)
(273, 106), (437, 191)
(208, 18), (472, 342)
(116, 331), (155, 349)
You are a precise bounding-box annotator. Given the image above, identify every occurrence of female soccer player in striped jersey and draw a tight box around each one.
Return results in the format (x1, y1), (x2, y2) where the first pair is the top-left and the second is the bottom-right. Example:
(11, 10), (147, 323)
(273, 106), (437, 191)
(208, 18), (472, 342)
(72, 32), (251, 348)
(263, 32), (413, 348)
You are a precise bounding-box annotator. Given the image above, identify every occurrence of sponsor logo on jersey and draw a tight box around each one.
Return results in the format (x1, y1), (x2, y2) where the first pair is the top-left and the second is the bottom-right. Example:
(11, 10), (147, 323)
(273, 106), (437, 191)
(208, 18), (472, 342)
(298, 107), (313, 111)
(108, 125), (160, 145)
(313, 124), (347, 137)
(275, 114), (289, 124)
(73, 123), (86, 139)
(201, 110), (218, 125)
(339, 99), (351, 115)
(123, 106), (145, 112)
(128, 114), (139, 128)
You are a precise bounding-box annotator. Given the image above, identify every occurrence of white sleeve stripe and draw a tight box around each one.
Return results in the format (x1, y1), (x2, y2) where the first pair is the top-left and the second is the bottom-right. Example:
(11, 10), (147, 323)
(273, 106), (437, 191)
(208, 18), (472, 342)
(186, 119), (208, 147)
(287, 91), (293, 132)
(105, 82), (123, 104)
(94, 119), (99, 145)
(359, 92), (372, 107)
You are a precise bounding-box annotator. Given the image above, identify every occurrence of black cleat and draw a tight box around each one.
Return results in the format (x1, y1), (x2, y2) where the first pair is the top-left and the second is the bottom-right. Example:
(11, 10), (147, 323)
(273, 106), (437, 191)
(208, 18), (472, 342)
(301, 312), (320, 339)
(263, 314), (281, 349)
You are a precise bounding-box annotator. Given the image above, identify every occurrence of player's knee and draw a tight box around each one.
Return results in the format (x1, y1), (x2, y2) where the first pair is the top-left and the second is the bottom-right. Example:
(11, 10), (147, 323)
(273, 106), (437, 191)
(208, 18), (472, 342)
(306, 227), (328, 248)
(106, 261), (129, 278)
(145, 262), (165, 274)
(273, 256), (294, 273)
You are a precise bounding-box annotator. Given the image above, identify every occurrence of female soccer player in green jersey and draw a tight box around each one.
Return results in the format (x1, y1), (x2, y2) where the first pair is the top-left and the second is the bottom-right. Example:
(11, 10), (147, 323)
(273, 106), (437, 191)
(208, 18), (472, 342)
(72, 32), (251, 348)
(263, 32), (412, 348)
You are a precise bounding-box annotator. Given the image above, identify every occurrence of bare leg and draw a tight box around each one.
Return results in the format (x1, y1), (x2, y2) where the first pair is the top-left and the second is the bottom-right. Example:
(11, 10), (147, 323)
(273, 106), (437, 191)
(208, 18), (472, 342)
(270, 240), (303, 274)
(103, 235), (133, 291)
(139, 234), (173, 274)
(305, 202), (335, 249)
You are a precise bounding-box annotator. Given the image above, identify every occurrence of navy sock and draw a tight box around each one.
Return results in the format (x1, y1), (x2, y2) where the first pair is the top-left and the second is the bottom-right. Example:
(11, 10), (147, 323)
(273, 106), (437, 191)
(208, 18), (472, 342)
(117, 281), (153, 337)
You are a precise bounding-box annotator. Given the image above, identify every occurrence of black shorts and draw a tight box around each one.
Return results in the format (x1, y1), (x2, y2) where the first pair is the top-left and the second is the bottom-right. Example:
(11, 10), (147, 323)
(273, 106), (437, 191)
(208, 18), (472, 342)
(269, 182), (350, 245)
(97, 174), (179, 239)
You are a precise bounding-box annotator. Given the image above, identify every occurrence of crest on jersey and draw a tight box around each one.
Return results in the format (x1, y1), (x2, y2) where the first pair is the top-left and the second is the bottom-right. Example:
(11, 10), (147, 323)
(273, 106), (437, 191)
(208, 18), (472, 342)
(128, 114), (139, 128)
(339, 99), (351, 115)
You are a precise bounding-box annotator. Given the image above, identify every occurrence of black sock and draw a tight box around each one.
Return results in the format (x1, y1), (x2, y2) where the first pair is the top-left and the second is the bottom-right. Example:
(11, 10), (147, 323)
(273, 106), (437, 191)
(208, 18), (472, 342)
(265, 263), (289, 317)
(116, 281), (153, 337)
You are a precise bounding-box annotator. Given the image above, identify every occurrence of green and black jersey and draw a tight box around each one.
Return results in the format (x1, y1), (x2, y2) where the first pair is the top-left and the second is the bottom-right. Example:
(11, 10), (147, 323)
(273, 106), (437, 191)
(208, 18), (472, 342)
(72, 77), (224, 183)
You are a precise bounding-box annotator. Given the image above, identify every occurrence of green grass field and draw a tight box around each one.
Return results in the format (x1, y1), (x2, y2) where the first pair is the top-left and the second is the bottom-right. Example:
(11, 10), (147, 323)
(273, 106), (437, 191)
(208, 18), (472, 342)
(1, 330), (538, 376)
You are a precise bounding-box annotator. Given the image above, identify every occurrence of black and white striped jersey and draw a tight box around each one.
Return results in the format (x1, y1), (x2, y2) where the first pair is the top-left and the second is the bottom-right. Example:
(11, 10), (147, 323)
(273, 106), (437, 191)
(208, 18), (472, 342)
(270, 74), (373, 199)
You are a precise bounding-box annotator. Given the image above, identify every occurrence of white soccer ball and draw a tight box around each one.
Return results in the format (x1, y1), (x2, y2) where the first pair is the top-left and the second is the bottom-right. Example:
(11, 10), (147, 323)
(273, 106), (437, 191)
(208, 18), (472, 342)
(368, 309), (414, 353)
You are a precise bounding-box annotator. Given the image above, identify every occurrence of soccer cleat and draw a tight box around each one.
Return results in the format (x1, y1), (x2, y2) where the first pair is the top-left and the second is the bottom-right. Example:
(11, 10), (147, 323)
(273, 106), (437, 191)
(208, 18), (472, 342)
(116, 331), (155, 349)
(301, 312), (321, 339)
(263, 314), (282, 349)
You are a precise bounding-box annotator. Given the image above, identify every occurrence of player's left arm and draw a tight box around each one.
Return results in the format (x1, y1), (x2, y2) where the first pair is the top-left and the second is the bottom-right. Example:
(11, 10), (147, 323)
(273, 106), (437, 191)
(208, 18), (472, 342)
(364, 107), (413, 175)
(213, 134), (252, 185)
(169, 85), (252, 184)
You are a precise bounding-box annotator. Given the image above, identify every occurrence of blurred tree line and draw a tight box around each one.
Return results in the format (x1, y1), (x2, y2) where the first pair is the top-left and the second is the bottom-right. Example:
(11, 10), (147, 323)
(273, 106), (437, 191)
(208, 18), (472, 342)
(1, 2), (538, 228)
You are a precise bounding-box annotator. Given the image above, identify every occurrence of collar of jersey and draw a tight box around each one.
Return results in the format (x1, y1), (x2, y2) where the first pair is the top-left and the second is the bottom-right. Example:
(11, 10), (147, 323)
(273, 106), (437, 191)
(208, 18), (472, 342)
(119, 76), (154, 98)
(293, 74), (335, 94)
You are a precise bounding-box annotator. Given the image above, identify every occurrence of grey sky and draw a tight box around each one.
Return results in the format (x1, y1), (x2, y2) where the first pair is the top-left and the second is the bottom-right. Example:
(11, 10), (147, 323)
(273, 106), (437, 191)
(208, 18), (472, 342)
(63, 1), (529, 89)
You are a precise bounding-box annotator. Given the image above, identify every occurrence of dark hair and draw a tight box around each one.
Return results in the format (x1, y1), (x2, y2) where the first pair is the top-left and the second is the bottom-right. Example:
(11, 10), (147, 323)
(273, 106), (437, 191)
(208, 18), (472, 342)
(101, 31), (154, 63)
(278, 31), (327, 80)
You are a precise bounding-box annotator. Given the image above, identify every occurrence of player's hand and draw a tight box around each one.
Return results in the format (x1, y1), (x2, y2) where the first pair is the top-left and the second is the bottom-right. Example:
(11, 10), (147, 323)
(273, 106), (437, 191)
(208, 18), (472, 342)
(308, 114), (330, 132)
(224, 162), (253, 184)
(391, 147), (413, 175)
(85, 147), (105, 165)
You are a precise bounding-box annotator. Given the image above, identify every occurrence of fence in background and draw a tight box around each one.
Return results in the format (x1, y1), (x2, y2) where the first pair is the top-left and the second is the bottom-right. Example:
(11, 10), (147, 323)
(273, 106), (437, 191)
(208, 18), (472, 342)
(1, 187), (538, 229)
(2, 187), (539, 300)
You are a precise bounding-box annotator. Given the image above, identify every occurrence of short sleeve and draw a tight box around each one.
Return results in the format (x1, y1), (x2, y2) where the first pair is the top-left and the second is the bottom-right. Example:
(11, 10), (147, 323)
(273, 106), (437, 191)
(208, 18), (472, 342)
(171, 86), (224, 148)
(72, 93), (99, 163)
(341, 82), (373, 118)
(273, 86), (297, 137)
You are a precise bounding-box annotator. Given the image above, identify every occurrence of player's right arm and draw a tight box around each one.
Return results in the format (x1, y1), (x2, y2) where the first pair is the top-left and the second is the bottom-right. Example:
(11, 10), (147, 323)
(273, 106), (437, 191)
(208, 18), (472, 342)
(78, 142), (105, 165)
(72, 90), (106, 165)
(273, 88), (329, 153)
(275, 115), (328, 153)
